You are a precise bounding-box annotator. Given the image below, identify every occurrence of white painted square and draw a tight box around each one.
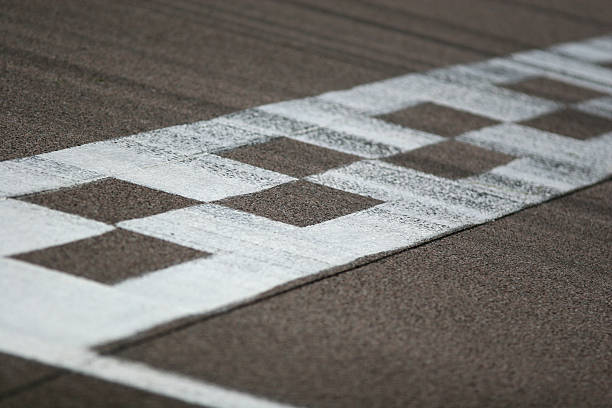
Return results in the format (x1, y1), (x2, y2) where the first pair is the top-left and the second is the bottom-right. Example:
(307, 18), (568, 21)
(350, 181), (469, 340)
(40, 138), (184, 176)
(0, 199), (114, 256)
(0, 156), (102, 198)
(115, 154), (296, 202)
(458, 123), (594, 164)
(127, 121), (273, 156)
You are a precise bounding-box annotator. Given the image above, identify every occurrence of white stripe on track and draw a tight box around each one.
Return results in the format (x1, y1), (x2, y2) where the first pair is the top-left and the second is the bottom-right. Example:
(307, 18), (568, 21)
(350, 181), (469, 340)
(1, 34), (611, 406)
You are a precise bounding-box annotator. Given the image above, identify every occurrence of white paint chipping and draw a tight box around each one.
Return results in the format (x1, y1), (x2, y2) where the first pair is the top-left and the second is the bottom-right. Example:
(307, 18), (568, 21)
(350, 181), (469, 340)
(462, 169), (561, 205)
(487, 158), (585, 193)
(259, 97), (365, 127)
(438, 58), (542, 85)
(318, 81), (425, 115)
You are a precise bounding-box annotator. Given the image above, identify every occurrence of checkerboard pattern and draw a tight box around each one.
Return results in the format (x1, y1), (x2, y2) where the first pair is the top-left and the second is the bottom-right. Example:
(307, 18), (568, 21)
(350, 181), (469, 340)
(1, 36), (611, 359)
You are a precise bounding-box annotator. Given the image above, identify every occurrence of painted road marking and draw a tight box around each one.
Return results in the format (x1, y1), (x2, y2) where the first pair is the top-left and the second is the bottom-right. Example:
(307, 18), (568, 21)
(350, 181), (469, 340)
(575, 96), (612, 119)
(1, 34), (611, 407)
(0, 258), (190, 346)
(0, 156), (103, 198)
(0, 200), (113, 256)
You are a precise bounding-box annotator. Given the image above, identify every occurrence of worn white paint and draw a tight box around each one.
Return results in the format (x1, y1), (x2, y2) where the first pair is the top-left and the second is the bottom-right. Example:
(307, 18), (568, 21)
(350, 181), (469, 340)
(115, 154), (296, 202)
(0, 156), (103, 198)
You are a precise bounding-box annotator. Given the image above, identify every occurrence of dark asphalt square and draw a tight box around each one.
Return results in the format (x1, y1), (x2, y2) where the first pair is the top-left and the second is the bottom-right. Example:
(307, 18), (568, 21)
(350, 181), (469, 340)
(217, 136), (361, 178)
(0, 354), (200, 407)
(18, 178), (201, 224)
(11, 229), (210, 284)
(0, 352), (60, 395)
(501, 76), (606, 103)
(376, 102), (499, 137)
(384, 140), (515, 179)
(214, 180), (383, 227)
(520, 109), (612, 140)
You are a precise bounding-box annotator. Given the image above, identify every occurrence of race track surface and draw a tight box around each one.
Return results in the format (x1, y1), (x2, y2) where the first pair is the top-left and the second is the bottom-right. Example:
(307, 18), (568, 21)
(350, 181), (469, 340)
(1, 1), (612, 407)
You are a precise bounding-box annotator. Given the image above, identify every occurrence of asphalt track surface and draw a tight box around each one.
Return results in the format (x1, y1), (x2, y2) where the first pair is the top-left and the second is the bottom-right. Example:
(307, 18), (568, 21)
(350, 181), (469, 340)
(1, 1), (612, 407)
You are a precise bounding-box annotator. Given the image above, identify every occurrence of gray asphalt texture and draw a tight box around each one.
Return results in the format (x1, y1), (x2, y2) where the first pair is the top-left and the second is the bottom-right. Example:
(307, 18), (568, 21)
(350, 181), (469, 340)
(219, 137), (362, 178)
(19, 178), (202, 224)
(2, 0), (612, 406)
(377, 102), (500, 137)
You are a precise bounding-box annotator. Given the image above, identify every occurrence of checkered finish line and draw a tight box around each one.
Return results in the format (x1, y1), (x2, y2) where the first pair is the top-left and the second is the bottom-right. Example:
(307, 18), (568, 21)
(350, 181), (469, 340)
(2, 35), (612, 407)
